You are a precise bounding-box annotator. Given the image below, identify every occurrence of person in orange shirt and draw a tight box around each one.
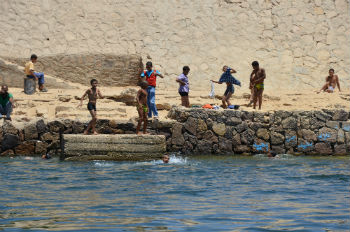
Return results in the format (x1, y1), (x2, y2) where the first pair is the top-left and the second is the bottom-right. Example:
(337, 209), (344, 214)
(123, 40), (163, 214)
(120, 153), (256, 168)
(24, 54), (48, 92)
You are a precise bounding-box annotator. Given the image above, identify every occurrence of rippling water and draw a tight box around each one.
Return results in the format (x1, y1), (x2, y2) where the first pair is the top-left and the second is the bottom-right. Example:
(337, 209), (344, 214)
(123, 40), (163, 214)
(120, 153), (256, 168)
(0, 155), (349, 231)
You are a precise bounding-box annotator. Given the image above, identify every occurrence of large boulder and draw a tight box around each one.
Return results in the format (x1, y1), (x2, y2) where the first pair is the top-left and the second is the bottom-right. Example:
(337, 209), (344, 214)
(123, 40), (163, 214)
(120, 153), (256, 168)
(315, 143), (333, 155)
(15, 141), (35, 155)
(24, 123), (38, 140)
(332, 110), (348, 121)
(212, 122), (226, 136)
(1, 134), (19, 151)
(171, 123), (185, 145)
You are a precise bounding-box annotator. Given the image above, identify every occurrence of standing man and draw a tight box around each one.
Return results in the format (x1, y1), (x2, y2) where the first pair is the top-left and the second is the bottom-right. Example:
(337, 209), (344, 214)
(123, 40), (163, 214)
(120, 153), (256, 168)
(25, 54), (48, 92)
(250, 61), (266, 110)
(176, 66), (190, 107)
(140, 61), (164, 119)
(317, 69), (341, 93)
(0, 85), (15, 120)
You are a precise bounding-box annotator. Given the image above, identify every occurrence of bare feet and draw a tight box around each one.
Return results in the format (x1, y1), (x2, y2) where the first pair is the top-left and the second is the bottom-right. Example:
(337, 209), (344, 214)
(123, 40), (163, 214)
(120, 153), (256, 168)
(137, 132), (143, 135)
(83, 130), (89, 135)
(92, 131), (99, 135)
(143, 132), (150, 134)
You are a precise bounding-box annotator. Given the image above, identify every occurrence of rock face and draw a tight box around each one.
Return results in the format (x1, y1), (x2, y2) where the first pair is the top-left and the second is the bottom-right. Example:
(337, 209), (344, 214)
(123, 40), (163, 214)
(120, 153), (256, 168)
(5, 54), (143, 87)
(0, 0), (349, 90)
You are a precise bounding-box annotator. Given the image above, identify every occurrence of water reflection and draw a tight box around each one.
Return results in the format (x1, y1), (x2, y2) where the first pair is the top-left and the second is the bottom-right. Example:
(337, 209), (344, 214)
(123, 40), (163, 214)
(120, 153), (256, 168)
(0, 155), (349, 231)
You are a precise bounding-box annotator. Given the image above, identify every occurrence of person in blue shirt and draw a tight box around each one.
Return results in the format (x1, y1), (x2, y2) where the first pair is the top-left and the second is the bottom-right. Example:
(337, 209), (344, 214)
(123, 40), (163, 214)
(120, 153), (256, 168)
(211, 66), (241, 109)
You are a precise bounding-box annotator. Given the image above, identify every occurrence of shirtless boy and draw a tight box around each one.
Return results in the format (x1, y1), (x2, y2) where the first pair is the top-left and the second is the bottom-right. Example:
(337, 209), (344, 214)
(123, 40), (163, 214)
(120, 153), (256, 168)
(250, 61), (266, 110)
(136, 81), (149, 135)
(211, 66), (241, 109)
(78, 79), (104, 135)
(318, 69), (341, 93)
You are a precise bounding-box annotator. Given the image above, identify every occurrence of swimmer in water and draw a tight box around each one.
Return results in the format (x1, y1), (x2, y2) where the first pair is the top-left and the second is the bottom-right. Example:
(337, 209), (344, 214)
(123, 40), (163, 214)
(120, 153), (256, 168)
(162, 155), (170, 163)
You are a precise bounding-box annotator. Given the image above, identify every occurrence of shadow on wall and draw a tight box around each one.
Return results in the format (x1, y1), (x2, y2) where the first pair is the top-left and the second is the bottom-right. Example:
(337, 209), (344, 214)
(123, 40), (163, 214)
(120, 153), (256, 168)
(2, 53), (143, 87)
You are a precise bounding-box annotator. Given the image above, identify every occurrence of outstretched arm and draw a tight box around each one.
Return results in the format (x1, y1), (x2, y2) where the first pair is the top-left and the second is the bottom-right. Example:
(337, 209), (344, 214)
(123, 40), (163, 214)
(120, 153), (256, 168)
(156, 73), (164, 78)
(230, 69), (237, 74)
(211, 80), (222, 84)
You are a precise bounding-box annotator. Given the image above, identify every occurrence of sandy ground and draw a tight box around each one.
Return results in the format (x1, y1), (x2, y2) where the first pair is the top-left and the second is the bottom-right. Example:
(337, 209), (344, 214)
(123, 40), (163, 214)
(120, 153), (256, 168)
(8, 84), (350, 124)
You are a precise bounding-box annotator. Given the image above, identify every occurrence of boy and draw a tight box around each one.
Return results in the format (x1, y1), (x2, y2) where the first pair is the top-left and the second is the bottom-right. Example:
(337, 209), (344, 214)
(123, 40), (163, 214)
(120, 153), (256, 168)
(78, 79), (104, 135)
(136, 81), (149, 135)
(211, 66), (241, 109)
(317, 69), (341, 93)
(250, 61), (266, 110)
(176, 66), (190, 107)
(140, 61), (164, 119)
(24, 54), (48, 92)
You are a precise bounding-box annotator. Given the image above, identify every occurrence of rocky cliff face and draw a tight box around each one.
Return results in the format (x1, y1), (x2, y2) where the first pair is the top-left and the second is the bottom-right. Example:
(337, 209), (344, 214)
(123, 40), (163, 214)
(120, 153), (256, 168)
(0, 0), (349, 90)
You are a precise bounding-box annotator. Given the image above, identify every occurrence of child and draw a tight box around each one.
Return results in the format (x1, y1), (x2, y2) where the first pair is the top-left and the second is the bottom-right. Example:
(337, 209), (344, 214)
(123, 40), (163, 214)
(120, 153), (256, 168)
(250, 61), (266, 110)
(211, 66), (241, 109)
(77, 79), (104, 135)
(136, 81), (149, 135)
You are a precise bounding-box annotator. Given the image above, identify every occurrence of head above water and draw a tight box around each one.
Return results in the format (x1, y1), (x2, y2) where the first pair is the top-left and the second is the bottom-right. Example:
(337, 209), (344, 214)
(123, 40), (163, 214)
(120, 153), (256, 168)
(31, 54), (38, 63)
(162, 154), (169, 163)
(268, 150), (277, 157)
(90, 79), (98, 88)
(252, 61), (259, 70)
(183, 66), (190, 75)
(140, 80), (148, 89)
(146, 61), (153, 71)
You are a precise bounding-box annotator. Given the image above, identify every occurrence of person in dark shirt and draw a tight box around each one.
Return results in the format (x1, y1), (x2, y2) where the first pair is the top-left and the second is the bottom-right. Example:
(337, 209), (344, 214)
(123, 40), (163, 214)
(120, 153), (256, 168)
(0, 85), (15, 120)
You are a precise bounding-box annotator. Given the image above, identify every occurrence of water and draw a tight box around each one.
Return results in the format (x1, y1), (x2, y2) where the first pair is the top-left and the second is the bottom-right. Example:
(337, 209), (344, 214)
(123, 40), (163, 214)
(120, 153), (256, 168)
(0, 154), (349, 231)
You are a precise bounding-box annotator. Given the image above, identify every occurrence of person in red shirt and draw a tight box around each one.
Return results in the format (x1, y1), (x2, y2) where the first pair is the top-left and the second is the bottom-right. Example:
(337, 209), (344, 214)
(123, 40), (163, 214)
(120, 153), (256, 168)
(140, 62), (164, 119)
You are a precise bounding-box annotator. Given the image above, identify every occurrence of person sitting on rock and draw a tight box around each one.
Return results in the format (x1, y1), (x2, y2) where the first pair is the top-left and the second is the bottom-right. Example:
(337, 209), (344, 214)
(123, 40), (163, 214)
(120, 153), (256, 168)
(176, 66), (190, 108)
(317, 68), (341, 93)
(25, 54), (48, 92)
(211, 65), (241, 109)
(140, 61), (164, 119)
(0, 85), (15, 120)
(136, 81), (149, 135)
(78, 79), (104, 135)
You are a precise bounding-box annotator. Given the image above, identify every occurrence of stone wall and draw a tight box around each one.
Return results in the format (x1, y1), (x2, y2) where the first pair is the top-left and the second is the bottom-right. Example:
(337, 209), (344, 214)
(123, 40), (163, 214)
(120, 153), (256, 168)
(4, 54), (143, 86)
(0, 0), (349, 90)
(1, 108), (349, 157)
(167, 108), (350, 155)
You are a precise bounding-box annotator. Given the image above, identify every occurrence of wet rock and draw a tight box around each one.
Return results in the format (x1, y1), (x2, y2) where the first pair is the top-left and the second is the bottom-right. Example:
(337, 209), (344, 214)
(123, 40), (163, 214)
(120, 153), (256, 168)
(317, 127), (337, 143)
(271, 145), (285, 154)
(332, 110), (348, 121)
(241, 129), (255, 145)
(184, 132), (198, 145)
(1, 134), (19, 151)
(270, 131), (284, 145)
(218, 137), (233, 153)
(2, 121), (18, 135)
(195, 140), (213, 154)
(334, 144), (347, 155)
(0, 149), (14, 156)
(301, 129), (317, 142)
(315, 143), (332, 155)
(15, 141), (35, 155)
(40, 132), (59, 142)
(171, 123), (185, 145)
(184, 117), (197, 135)
(297, 139), (314, 153)
(35, 141), (49, 154)
(282, 117), (297, 130)
(197, 119), (207, 132)
(342, 122), (350, 132)
(257, 128), (270, 141)
(234, 145), (251, 154)
(212, 122), (226, 136)
(285, 130), (297, 149)
(24, 123), (38, 140)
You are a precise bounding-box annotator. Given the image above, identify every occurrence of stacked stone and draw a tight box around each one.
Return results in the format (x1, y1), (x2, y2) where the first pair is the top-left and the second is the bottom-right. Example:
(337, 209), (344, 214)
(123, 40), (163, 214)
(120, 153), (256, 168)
(0, 119), (173, 157)
(167, 107), (350, 155)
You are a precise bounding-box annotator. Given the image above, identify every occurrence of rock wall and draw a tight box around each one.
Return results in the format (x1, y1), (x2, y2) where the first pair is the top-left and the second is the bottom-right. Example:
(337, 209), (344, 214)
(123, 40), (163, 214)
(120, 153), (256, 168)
(167, 108), (350, 155)
(1, 108), (349, 157)
(0, 0), (349, 90)
(4, 54), (143, 86)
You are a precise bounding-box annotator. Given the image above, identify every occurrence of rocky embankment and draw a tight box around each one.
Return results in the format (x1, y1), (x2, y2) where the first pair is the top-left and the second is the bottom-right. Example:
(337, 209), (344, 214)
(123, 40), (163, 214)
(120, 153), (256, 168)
(0, 107), (349, 157)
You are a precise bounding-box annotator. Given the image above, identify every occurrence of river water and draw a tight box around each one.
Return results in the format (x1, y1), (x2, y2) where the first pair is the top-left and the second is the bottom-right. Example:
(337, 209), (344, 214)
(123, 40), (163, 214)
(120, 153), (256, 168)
(0, 155), (349, 231)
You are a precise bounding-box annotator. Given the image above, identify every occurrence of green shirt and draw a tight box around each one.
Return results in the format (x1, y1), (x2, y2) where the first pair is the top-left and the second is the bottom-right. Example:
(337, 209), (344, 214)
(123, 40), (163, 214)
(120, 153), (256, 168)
(0, 93), (13, 108)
